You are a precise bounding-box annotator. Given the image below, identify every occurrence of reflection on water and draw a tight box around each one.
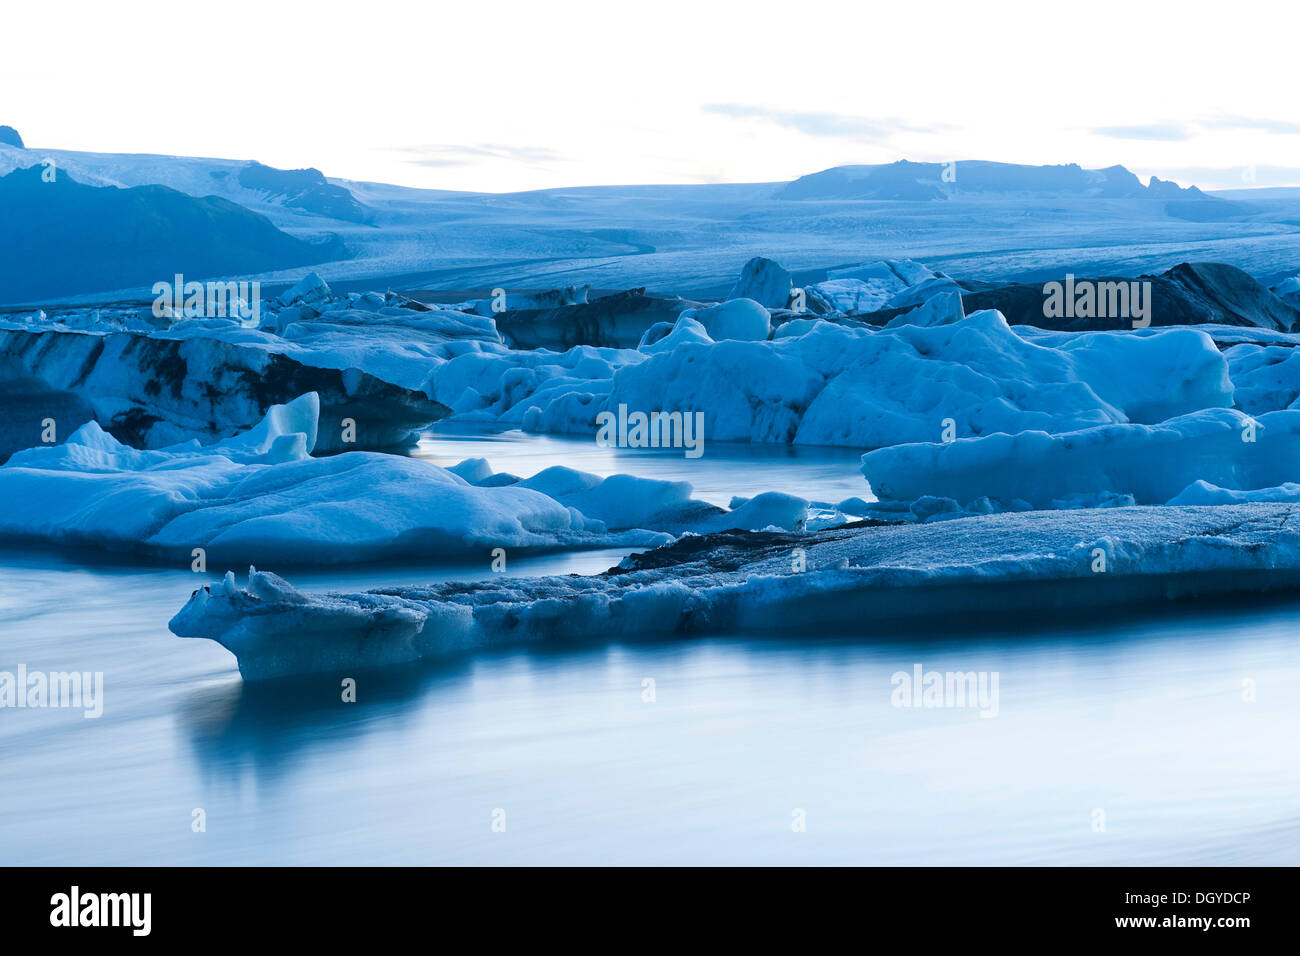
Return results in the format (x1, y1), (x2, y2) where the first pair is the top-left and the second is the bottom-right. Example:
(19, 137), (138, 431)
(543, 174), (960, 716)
(1, 542), (1297, 865)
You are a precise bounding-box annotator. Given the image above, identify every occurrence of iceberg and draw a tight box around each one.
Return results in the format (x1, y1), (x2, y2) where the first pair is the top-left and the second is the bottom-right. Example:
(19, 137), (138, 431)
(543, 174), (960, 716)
(0, 294), (487, 452)
(0, 393), (810, 565)
(882, 291), (965, 329)
(682, 298), (771, 342)
(276, 271), (333, 310)
(520, 309), (1230, 447)
(8, 282), (1244, 457)
(728, 257), (792, 309)
(861, 407), (1300, 509)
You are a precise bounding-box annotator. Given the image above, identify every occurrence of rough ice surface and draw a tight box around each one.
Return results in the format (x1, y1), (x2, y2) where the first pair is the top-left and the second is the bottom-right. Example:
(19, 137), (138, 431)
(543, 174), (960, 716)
(0, 393), (811, 564)
(169, 504), (1300, 679)
(1225, 342), (1300, 415)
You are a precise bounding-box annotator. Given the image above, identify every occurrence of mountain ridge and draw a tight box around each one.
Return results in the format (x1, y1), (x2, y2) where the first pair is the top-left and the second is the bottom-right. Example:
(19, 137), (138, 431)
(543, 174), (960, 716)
(0, 166), (347, 304)
(776, 159), (1213, 201)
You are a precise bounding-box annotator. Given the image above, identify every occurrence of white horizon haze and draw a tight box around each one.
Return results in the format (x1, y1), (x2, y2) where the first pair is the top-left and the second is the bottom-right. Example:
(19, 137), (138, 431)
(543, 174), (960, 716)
(4, 0), (1298, 193)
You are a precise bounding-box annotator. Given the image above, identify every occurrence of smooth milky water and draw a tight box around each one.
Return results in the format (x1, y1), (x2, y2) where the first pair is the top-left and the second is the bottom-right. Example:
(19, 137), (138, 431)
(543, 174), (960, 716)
(1, 433), (1297, 865)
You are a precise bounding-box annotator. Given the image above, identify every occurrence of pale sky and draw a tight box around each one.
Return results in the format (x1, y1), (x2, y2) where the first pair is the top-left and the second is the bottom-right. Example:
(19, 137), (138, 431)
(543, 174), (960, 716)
(5, 0), (1299, 192)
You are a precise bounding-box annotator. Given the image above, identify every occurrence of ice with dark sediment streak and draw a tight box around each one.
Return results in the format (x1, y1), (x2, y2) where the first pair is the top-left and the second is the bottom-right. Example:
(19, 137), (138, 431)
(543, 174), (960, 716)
(170, 503), (1300, 679)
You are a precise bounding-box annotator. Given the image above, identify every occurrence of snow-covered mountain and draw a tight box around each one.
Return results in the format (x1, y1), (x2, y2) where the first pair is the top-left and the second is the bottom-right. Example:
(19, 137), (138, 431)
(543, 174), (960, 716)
(776, 160), (1216, 201)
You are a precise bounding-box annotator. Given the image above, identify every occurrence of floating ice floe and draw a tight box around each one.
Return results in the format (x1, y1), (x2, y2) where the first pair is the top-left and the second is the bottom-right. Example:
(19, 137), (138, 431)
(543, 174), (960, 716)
(0, 393), (811, 564)
(861, 407), (1300, 510)
(1167, 480), (1300, 506)
(169, 503), (1300, 679)
(276, 271), (333, 310)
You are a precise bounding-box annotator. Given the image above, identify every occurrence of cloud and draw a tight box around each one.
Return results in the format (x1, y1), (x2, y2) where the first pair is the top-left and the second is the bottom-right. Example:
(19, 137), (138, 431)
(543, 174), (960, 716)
(1152, 164), (1300, 190)
(1092, 123), (1193, 141)
(702, 104), (950, 141)
(1092, 116), (1300, 141)
(1201, 115), (1300, 135)
(386, 144), (564, 168)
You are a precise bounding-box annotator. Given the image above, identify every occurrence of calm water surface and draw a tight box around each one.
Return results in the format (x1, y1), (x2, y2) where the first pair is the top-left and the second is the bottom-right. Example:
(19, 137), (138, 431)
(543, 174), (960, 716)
(413, 423), (872, 507)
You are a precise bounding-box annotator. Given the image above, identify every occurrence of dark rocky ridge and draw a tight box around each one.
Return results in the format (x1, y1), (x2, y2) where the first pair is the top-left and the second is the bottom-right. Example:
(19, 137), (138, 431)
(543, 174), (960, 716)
(233, 162), (372, 224)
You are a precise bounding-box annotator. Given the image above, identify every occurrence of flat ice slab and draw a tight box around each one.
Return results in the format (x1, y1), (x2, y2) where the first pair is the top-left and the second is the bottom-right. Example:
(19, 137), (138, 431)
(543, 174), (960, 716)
(171, 503), (1300, 679)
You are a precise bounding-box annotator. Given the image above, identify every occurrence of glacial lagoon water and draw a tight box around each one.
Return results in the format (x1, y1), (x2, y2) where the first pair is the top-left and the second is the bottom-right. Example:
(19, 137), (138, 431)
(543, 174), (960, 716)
(411, 422), (872, 507)
(1, 429), (1297, 865)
